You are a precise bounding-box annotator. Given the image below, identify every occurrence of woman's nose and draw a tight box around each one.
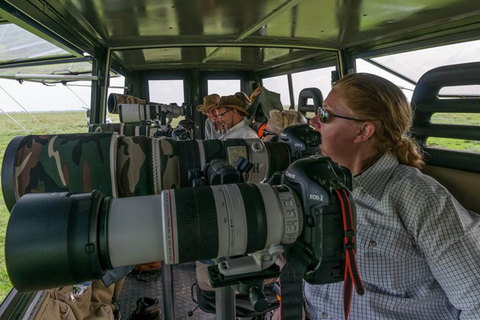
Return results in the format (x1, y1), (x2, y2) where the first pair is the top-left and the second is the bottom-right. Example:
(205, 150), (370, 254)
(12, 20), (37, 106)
(309, 115), (321, 131)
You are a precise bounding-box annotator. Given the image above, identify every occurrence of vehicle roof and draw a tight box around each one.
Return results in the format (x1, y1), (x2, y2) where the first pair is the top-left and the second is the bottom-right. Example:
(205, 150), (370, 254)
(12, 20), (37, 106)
(1, 0), (480, 75)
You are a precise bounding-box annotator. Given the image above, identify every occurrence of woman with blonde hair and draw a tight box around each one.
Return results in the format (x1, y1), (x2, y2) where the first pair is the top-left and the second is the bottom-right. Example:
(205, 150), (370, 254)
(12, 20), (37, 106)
(306, 73), (480, 319)
(261, 109), (308, 141)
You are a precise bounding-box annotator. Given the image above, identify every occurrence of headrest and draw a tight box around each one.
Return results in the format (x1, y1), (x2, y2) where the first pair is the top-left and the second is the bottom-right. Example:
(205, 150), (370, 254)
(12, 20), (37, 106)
(298, 87), (323, 116)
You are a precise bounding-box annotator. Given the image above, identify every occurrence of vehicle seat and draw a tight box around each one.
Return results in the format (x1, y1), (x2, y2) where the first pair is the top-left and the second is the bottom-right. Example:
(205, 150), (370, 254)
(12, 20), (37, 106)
(411, 62), (480, 213)
(297, 87), (323, 118)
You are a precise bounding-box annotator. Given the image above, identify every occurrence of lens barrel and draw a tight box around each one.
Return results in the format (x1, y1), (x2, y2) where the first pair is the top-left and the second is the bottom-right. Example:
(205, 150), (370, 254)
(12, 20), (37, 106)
(5, 183), (302, 292)
(161, 183), (302, 264)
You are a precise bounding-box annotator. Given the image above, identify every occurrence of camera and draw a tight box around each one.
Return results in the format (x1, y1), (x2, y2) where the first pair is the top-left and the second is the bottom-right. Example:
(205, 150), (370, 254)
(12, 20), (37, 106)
(5, 156), (355, 292)
(106, 93), (192, 139)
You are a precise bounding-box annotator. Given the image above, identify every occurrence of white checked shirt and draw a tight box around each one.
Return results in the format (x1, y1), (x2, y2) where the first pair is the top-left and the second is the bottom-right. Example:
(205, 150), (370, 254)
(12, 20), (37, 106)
(304, 152), (480, 319)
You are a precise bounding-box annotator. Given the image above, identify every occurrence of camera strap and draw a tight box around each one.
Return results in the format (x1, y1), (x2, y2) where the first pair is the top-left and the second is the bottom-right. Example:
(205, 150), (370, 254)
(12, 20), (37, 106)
(278, 262), (303, 320)
(334, 188), (365, 320)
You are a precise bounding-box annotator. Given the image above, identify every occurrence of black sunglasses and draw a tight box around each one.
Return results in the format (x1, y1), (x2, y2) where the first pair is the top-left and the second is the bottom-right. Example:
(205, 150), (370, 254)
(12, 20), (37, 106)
(217, 108), (233, 117)
(317, 106), (368, 123)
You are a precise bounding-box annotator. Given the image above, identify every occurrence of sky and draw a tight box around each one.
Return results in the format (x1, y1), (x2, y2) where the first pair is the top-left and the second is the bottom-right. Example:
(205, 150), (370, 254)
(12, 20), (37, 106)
(0, 77), (125, 113)
(0, 62), (410, 115)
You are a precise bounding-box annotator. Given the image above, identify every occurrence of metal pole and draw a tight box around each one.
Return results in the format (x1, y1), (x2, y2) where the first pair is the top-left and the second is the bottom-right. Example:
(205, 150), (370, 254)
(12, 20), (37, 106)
(162, 264), (175, 320)
(0, 85), (47, 132)
(215, 286), (236, 320)
(0, 107), (30, 133)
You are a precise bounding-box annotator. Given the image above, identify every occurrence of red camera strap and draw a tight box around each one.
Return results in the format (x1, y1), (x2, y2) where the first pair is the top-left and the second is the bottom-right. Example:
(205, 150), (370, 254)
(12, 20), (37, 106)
(334, 188), (365, 320)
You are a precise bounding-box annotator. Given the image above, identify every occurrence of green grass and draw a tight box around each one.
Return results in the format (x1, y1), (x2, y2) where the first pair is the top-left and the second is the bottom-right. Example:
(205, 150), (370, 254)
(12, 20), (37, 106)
(0, 111), (119, 301)
(426, 113), (480, 152)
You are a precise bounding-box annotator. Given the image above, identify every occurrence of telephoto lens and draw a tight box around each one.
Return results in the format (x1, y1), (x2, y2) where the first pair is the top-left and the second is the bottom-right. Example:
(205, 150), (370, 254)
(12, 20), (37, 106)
(5, 156), (355, 292)
(5, 183), (302, 292)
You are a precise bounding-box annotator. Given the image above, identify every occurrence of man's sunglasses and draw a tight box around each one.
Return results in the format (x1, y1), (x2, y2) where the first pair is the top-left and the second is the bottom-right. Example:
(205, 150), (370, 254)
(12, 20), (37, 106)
(317, 106), (368, 123)
(217, 108), (233, 117)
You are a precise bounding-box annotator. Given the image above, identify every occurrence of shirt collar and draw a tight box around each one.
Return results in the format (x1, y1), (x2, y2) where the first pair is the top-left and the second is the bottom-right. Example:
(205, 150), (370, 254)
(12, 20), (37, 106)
(353, 152), (399, 200)
(225, 119), (246, 134)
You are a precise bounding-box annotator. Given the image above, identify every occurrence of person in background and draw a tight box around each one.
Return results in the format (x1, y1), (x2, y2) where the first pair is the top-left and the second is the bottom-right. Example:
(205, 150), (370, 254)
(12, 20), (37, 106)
(214, 95), (258, 139)
(306, 73), (480, 319)
(196, 94), (222, 139)
(260, 109), (308, 142)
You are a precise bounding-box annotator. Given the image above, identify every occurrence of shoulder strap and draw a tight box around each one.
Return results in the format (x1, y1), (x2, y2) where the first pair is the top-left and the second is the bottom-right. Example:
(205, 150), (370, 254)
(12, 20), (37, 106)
(334, 188), (365, 320)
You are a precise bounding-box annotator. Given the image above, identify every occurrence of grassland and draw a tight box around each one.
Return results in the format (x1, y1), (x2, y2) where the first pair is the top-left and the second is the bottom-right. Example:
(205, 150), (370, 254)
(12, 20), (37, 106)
(0, 111), (118, 301)
(0, 111), (479, 302)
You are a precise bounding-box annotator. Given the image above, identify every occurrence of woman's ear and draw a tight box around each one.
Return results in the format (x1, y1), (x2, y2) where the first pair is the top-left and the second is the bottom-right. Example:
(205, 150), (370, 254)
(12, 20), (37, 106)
(354, 121), (375, 142)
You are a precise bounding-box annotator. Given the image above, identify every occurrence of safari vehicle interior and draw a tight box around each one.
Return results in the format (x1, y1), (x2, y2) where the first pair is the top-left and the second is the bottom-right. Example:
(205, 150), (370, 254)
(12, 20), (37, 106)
(0, 0), (480, 319)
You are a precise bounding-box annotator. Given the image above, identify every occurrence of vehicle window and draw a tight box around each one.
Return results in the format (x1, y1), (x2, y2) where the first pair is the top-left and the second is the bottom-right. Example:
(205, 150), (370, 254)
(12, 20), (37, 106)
(291, 67), (335, 103)
(261, 75), (290, 108)
(106, 77), (125, 122)
(426, 137), (480, 153)
(356, 59), (415, 101)
(0, 24), (70, 63)
(426, 111), (480, 153)
(438, 85), (480, 97)
(148, 80), (184, 104)
(207, 79), (240, 96)
(369, 40), (480, 85)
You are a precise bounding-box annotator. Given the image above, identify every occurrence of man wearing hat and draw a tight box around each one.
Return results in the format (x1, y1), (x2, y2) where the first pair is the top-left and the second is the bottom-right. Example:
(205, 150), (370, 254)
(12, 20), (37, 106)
(196, 94), (223, 139)
(214, 95), (258, 139)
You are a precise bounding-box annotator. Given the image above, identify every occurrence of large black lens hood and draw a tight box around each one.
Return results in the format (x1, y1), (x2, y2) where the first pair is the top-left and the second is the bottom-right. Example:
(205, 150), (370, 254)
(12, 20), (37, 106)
(6, 191), (107, 292)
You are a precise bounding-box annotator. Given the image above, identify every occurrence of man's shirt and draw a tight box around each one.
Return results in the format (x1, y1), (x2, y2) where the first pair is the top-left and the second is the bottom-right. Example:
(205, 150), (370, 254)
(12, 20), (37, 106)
(304, 152), (480, 319)
(222, 119), (258, 139)
(204, 118), (222, 140)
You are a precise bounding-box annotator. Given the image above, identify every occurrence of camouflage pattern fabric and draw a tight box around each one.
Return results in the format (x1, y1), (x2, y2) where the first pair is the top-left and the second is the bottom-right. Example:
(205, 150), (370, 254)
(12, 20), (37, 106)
(89, 123), (125, 135)
(5, 133), (269, 209)
(124, 125), (150, 137)
(155, 139), (182, 191)
(10, 133), (118, 204)
(117, 136), (154, 197)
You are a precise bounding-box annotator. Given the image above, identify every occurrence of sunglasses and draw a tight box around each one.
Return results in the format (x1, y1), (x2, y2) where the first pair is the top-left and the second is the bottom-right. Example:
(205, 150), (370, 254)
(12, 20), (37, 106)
(261, 130), (278, 138)
(217, 108), (232, 118)
(317, 106), (368, 123)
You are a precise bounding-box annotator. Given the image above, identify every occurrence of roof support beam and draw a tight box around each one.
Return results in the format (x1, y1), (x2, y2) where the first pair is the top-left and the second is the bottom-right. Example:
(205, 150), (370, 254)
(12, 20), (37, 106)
(202, 0), (304, 63)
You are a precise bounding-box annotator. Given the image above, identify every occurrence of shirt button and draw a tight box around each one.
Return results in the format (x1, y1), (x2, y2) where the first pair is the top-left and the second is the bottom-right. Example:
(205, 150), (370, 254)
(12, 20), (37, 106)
(369, 240), (377, 247)
(321, 311), (328, 318)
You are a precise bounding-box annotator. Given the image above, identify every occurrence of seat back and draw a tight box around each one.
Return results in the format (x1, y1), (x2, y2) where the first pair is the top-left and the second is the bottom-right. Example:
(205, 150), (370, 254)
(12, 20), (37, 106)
(297, 87), (323, 117)
(411, 62), (480, 213)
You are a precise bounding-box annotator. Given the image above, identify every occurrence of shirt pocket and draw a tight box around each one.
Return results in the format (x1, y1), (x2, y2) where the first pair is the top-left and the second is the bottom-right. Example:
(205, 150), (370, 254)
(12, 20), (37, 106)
(355, 224), (431, 294)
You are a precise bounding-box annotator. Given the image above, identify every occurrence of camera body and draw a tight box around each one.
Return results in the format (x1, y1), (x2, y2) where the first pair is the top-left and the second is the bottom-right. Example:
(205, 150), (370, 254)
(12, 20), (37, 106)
(282, 156), (353, 284)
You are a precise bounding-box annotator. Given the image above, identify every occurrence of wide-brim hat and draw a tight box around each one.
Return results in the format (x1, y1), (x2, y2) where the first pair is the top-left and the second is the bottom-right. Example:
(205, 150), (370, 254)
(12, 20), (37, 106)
(196, 94), (220, 112)
(214, 95), (250, 116)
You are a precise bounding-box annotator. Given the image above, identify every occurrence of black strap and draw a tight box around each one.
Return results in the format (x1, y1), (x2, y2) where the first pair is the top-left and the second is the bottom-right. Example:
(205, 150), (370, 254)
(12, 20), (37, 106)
(334, 188), (365, 320)
(279, 262), (303, 320)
